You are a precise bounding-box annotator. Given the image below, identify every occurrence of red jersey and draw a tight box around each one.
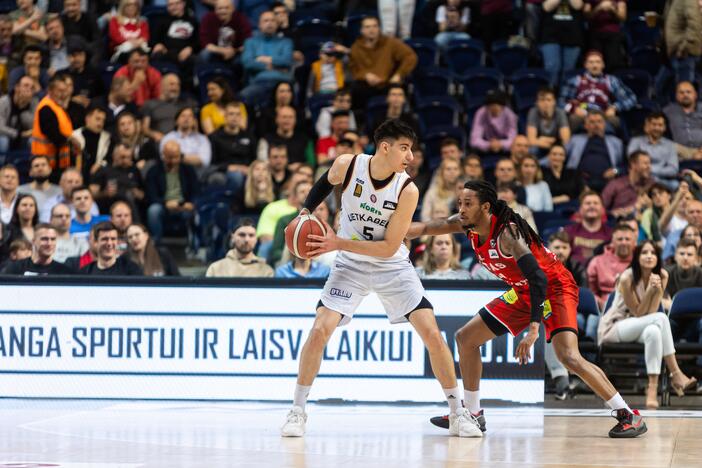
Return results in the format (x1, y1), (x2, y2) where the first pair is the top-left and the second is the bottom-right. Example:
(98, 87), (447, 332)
(468, 215), (576, 295)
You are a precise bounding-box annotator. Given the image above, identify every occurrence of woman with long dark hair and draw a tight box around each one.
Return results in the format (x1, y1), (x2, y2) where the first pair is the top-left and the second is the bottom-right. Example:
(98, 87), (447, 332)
(126, 224), (180, 276)
(10, 193), (38, 242)
(255, 81), (301, 138)
(598, 240), (696, 409)
(200, 77), (248, 135)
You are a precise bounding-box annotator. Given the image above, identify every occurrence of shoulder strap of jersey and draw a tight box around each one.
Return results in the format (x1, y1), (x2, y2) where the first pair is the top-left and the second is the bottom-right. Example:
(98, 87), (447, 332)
(341, 154), (360, 191)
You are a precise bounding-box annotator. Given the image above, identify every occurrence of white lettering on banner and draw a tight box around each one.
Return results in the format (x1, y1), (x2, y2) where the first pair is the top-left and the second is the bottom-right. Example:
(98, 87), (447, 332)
(0, 284), (544, 403)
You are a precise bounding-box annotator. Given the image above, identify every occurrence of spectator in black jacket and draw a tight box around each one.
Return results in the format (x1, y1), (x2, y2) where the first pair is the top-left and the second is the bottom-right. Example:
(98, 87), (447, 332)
(150, 0), (199, 87)
(145, 140), (199, 244)
(58, 36), (103, 104)
(208, 101), (256, 192)
(80, 221), (143, 275)
(61, 0), (102, 65)
(1, 223), (74, 275)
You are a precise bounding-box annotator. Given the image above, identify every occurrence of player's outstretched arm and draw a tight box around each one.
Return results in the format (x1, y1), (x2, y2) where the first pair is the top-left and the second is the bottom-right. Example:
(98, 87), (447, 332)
(499, 228), (548, 365)
(299, 153), (356, 215)
(406, 214), (464, 240)
(307, 182), (419, 258)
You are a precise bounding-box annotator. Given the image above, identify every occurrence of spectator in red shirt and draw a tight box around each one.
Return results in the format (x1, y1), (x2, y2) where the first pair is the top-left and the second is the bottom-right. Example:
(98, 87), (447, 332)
(316, 110), (350, 167)
(199, 0), (252, 64)
(564, 189), (614, 266)
(108, 0), (150, 62)
(114, 48), (161, 108)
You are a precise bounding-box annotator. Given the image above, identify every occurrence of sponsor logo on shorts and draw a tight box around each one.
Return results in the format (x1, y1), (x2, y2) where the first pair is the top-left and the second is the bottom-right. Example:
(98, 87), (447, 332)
(542, 300), (552, 320)
(501, 288), (519, 305)
(330, 288), (352, 299)
(353, 183), (363, 197)
(383, 200), (397, 210)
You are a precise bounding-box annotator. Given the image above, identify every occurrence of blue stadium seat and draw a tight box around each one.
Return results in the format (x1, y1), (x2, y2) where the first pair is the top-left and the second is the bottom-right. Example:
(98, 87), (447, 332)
(292, 3), (333, 23)
(423, 126), (467, 170)
(151, 61), (181, 77)
(491, 43), (529, 77)
(445, 39), (485, 75)
(455, 67), (502, 100)
(307, 93), (334, 125)
(415, 96), (461, 134)
(405, 38), (439, 68)
(614, 68), (652, 99)
(100, 62), (120, 90)
(622, 98), (659, 138)
(630, 46), (661, 77)
(509, 68), (550, 111)
(295, 18), (336, 39)
(411, 66), (452, 99)
(299, 37), (327, 65)
(670, 287), (702, 320)
(344, 14), (366, 46)
(679, 160), (702, 174)
(578, 287), (600, 317)
(365, 95), (389, 132)
(624, 17), (661, 48)
(142, 6), (167, 32)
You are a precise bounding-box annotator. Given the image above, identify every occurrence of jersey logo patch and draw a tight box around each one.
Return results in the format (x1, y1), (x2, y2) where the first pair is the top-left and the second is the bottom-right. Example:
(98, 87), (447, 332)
(488, 249), (499, 259)
(383, 200), (397, 210)
(355, 178), (364, 185)
(353, 183), (362, 197)
(370, 194), (377, 203)
(543, 300), (552, 320)
(501, 288), (518, 305)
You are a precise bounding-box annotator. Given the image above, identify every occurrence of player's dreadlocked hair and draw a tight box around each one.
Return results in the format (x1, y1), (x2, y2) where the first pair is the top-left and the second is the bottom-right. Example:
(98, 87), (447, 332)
(464, 180), (542, 247)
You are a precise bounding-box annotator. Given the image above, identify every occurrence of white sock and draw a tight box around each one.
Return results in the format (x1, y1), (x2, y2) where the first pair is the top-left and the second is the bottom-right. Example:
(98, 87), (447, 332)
(465, 390), (481, 414)
(293, 384), (311, 410)
(605, 393), (632, 413)
(443, 386), (462, 414)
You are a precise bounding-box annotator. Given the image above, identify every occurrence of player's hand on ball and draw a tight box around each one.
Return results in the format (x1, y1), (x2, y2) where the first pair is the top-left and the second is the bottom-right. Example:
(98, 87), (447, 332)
(515, 323), (539, 365)
(306, 220), (337, 257)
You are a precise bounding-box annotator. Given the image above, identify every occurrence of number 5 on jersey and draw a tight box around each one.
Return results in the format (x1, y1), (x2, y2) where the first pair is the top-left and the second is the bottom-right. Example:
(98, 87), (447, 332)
(363, 226), (374, 240)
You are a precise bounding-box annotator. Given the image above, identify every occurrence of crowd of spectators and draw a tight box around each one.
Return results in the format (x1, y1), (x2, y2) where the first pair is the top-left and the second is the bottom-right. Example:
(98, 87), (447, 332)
(0, 0), (702, 400)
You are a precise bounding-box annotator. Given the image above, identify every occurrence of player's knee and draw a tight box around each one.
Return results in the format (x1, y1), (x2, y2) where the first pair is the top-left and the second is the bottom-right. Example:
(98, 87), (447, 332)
(455, 326), (477, 349)
(423, 328), (447, 351)
(308, 325), (334, 348)
(556, 349), (583, 372)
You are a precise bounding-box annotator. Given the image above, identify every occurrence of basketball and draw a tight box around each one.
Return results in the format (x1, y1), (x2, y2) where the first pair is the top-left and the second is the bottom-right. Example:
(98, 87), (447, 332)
(285, 213), (327, 259)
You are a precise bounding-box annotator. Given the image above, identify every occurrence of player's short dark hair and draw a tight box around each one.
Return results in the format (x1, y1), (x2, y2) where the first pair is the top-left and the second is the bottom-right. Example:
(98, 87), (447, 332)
(34, 222), (56, 233)
(646, 111), (666, 122)
(677, 237), (699, 252)
(373, 118), (417, 147)
(579, 188), (602, 204)
(71, 185), (91, 198)
(628, 150), (650, 166)
(548, 230), (570, 245)
(612, 222), (636, 234)
(9, 238), (32, 254)
(536, 86), (556, 99)
(331, 109), (350, 119)
(232, 217), (257, 234)
(93, 221), (117, 240)
(440, 138), (460, 150)
(86, 104), (107, 117)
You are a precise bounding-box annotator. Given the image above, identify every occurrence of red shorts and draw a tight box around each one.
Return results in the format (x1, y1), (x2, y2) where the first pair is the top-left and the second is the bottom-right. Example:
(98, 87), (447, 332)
(482, 285), (579, 342)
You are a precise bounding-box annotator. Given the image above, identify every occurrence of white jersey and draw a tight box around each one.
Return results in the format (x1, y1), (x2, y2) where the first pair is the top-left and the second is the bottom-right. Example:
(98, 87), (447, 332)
(337, 153), (412, 264)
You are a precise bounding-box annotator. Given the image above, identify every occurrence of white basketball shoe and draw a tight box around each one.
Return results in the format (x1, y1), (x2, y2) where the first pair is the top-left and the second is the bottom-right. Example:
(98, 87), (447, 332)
(448, 407), (483, 438)
(281, 406), (307, 437)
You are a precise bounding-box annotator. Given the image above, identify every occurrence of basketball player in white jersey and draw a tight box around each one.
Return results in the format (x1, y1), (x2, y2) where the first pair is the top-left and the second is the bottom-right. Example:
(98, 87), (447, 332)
(281, 119), (482, 438)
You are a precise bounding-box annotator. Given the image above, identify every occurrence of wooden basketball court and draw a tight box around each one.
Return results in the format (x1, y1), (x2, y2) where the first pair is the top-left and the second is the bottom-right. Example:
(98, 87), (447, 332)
(0, 400), (699, 467)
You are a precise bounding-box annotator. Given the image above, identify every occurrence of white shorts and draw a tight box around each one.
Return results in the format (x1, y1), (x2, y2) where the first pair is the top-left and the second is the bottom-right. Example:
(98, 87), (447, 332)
(319, 253), (427, 326)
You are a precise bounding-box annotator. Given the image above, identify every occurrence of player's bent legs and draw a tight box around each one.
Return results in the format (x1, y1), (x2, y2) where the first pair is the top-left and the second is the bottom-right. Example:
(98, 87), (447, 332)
(297, 306), (343, 385)
(407, 308), (457, 388)
(550, 330), (617, 401)
(455, 313), (498, 391)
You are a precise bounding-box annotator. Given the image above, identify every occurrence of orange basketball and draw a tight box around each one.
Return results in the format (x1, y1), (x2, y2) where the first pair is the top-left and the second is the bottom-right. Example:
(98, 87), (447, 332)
(285, 214), (327, 259)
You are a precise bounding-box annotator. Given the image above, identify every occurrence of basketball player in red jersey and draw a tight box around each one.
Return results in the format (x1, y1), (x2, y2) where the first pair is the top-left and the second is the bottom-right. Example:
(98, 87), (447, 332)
(407, 180), (647, 438)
